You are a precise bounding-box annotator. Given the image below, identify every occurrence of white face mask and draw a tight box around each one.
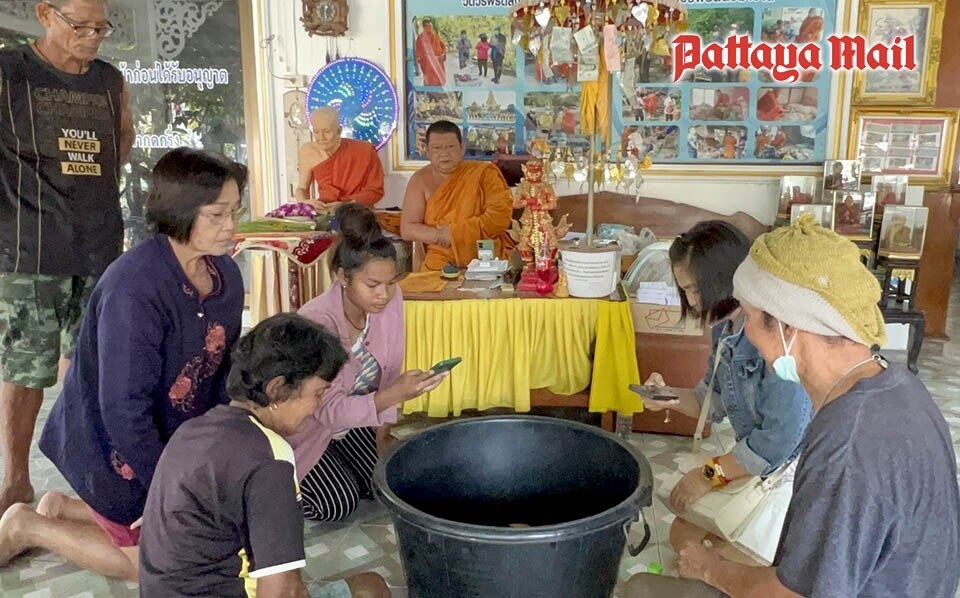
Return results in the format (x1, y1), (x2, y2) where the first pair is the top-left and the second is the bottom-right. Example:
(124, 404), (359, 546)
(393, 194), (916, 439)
(772, 320), (801, 383)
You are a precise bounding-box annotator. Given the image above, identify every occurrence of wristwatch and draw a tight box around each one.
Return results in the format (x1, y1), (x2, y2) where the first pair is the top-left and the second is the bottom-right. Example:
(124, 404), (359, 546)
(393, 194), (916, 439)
(702, 456), (731, 488)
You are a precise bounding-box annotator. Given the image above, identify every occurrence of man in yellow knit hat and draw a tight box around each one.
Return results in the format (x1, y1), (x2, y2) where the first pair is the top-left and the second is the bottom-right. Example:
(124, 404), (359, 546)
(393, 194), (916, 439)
(625, 214), (959, 597)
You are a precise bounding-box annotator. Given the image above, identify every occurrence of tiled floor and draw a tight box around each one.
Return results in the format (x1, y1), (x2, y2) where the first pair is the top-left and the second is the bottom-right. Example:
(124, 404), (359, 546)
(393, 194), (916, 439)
(2, 281), (959, 597)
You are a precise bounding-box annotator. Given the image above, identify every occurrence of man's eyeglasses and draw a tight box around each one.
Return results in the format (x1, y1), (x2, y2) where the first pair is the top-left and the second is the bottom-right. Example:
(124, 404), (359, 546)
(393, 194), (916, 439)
(46, 2), (115, 39)
(199, 206), (247, 227)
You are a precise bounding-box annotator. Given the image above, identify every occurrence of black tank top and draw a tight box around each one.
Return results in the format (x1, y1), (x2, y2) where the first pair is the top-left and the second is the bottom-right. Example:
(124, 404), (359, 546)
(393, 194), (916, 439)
(0, 45), (124, 276)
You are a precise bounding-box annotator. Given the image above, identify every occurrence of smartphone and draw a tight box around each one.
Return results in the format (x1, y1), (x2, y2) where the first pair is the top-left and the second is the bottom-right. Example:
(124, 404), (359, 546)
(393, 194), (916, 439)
(629, 384), (679, 401)
(430, 357), (463, 374)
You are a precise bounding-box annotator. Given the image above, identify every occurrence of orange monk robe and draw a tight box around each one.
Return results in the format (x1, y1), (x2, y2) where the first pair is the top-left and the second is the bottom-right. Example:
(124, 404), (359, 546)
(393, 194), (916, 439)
(723, 133), (737, 159)
(757, 90), (783, 121)
(415, 24), (446, 87)
(311, 138), (384, 207)
(755, 133), (770, 156)
(421, 161), (515, 271)
(771, 131), (787, 148)
(796, 15), (824, 43)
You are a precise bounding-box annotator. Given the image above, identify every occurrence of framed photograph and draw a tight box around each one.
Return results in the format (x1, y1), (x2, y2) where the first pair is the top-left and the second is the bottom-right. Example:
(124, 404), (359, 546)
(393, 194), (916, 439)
(777, 175), (820, 218)
(849, 108), (959, 185)
(823, 159), (861, 191)
(878, 206), (929, 259)
(852, 0), (945, 105)
(389, 0), (838, 169)
(755, 125), (816, 161)
(872, 175), (909, 214)
(791, 203), (834, 230)
(831, 190), (876, 239)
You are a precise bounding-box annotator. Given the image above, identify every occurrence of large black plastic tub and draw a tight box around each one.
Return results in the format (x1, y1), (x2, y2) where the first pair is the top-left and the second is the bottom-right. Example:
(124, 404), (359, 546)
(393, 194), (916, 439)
(373, 415), (653, 598)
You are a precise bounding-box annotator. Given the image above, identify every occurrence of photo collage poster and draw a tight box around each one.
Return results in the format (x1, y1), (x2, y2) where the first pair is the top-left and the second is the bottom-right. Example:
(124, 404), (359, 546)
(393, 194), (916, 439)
(401, 0), (835, 164)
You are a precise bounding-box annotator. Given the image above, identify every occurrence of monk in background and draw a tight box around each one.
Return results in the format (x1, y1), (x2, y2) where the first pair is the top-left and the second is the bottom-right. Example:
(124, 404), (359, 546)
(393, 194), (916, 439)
(414, 18), (446, 87)
(401, 120), (514, 271)
(796, 8), (824, 42)
(295, 107), (384, 208)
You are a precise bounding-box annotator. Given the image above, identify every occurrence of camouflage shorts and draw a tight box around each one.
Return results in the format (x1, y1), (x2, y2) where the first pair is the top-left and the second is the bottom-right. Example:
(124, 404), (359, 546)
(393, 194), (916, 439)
(0, 273), (97, 389)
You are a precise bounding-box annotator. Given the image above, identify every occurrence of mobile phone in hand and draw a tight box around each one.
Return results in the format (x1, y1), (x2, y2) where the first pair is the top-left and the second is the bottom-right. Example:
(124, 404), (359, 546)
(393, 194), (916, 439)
(629, 383), (679, 401)
(430, 357), (462, 374)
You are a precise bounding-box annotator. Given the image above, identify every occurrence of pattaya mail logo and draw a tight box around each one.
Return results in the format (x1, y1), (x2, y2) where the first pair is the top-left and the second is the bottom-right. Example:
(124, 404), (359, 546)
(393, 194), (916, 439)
(671, 33), (915, 82)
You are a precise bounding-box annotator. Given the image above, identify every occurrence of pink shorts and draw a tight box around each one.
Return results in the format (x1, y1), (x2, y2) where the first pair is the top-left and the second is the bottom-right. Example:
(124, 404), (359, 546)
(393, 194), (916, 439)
(88, 507), (141, 548)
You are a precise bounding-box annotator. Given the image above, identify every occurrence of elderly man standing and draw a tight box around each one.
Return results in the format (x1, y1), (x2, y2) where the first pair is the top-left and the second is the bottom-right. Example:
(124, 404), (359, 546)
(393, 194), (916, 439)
(295, 107), (384, 208)
(0, 0), (133, 514)
(624, 214), (960, 598)
(400, 120), (514, 271)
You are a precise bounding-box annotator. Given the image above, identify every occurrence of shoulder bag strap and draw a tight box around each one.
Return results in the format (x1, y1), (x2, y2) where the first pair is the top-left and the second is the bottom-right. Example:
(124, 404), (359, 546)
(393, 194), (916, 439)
(693, 344), (724, 453)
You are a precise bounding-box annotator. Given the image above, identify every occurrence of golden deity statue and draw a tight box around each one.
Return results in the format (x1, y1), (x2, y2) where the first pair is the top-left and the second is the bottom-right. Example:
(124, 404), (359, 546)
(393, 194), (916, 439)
(512, 158), (570, 293)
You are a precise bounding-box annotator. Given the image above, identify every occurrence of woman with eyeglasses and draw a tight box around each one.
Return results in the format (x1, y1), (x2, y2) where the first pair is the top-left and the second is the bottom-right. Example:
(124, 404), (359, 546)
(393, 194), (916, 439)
(0, 148), (246, 582)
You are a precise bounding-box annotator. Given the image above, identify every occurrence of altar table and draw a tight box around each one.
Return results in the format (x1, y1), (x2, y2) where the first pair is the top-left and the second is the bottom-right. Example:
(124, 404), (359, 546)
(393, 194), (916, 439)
(400, 285), (643, 418)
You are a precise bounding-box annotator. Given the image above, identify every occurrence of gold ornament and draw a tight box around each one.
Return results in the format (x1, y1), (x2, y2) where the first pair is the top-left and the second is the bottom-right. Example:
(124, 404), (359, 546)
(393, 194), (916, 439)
(646, 5), (659, 28)
(553, 5), (570, 25)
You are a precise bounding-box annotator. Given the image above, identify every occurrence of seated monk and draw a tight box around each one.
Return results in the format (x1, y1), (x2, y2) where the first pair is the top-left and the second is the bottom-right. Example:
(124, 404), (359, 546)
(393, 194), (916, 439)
(756, 89), (783, 121)
(295, 107), (384, 208)
(400, 120), (514, 271)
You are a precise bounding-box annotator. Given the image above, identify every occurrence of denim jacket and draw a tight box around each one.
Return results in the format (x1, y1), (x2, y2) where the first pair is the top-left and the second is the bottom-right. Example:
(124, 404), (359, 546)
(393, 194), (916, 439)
(694, 316), (812, 476)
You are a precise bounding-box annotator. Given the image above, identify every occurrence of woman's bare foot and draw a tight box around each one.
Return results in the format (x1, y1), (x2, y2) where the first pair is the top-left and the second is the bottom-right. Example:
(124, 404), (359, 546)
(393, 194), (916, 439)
(36, 492), (69, 519)
(0, 503), (34, 566)
(0, 484), (35, 516)
(344, 572), (391, 598)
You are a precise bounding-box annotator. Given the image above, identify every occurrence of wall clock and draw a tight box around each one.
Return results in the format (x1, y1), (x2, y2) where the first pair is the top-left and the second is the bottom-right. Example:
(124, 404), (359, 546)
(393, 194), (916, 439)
(305, 58), (399, 150)
(301, 0), (348, 37)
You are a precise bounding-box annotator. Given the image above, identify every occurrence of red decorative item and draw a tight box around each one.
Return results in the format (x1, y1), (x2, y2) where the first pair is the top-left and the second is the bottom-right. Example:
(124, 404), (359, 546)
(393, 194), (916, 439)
(512, 159), (570, 293)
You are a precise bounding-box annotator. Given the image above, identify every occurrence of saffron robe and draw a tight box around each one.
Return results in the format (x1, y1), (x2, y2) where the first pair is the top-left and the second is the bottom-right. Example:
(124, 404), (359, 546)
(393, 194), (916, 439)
(421, 161), (514, 271)
(796, 15), (824, 43)
(311, 138), (384, 207)
(415, 26), (446, 86)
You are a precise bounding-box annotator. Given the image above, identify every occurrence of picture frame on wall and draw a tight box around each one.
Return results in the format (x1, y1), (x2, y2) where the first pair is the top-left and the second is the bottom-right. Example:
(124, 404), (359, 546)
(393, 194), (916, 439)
(791, 203), (834, 229)
(849, 108), (958, 185)
(851, 0), (945, 105)
(878, 206), (929, 259)
(388, 0), (838, 169)
(831, 190), (876, 239)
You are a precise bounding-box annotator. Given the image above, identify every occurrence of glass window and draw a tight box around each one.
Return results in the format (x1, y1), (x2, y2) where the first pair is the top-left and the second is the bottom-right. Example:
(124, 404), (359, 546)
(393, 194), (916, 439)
(0, 0), (251, 250)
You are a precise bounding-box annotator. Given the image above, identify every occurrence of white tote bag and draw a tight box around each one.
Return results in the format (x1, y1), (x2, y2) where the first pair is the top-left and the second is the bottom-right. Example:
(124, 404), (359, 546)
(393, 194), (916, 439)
(666, 346), (795, 564)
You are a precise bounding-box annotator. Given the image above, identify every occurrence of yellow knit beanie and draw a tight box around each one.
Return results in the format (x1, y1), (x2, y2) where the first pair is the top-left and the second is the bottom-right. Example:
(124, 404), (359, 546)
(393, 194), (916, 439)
(733, 213), (887, 346)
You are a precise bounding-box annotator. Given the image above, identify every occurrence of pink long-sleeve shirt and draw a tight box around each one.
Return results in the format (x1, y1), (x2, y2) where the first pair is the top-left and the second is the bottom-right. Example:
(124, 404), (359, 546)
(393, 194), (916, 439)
(288, 283), (404, 479)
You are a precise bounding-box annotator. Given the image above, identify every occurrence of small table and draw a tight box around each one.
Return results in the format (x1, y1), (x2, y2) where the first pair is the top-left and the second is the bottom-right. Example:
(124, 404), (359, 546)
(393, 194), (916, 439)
(876, 256), (924, 373)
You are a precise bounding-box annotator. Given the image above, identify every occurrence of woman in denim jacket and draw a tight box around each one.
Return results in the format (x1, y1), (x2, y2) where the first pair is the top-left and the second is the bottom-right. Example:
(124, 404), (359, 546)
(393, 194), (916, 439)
(641, 220), (811, 564)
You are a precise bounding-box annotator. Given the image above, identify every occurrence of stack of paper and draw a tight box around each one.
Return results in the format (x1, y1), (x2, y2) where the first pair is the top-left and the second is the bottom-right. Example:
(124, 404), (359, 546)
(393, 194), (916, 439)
(634, 282), (681, 306)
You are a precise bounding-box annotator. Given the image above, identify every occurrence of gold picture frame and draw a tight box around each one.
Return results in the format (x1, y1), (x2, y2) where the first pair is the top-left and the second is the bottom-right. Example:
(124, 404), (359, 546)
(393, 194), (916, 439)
(851, 0), (944, 105)
(878, 205), (929, 259)
(847, 107), (958, 186)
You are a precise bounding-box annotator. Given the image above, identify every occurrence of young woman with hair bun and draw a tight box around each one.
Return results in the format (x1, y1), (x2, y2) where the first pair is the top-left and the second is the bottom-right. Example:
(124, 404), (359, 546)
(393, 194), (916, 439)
(290, 203), (446, 521)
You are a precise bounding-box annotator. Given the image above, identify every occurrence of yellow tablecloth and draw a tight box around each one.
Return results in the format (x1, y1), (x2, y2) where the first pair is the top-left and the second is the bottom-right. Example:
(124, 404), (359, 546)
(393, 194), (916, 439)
(402, 298), (642, 416)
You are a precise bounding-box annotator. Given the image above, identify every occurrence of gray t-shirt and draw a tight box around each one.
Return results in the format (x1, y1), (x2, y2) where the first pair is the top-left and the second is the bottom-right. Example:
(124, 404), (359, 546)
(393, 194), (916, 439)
(774, 362), (960, 597)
